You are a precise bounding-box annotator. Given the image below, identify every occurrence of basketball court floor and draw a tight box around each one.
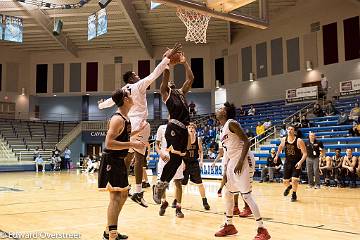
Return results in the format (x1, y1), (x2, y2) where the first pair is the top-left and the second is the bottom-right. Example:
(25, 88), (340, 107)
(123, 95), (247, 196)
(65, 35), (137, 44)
(0, 171), (359, 240)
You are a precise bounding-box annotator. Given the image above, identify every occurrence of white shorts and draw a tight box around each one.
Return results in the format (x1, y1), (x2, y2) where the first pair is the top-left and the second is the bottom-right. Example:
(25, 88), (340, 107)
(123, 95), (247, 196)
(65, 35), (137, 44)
(225, 154), (255, 194)
(129, 117), (150, 156)
(157, 158), (184, 180)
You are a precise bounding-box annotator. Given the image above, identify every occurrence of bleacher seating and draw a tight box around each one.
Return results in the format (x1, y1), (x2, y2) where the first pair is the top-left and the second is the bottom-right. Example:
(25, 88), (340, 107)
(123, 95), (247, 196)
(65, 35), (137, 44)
(0, 119), (78, 162)
(236, 100), (308, 132)
(254, 96), (360, 172)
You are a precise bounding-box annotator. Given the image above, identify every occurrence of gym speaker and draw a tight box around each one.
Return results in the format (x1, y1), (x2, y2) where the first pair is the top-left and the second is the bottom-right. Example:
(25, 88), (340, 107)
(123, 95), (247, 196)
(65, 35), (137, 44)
(98, 0), (112, 9)
(53, 19), (63, 36)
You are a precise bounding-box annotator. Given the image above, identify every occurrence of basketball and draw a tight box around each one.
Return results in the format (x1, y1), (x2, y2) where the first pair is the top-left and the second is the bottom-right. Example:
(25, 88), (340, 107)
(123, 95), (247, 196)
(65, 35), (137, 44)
(169, 51), (182, 64)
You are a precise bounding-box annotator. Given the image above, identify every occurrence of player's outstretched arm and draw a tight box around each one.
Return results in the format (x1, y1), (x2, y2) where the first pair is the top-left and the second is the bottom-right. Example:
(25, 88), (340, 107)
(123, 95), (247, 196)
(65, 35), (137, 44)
(138, 43), (182, 93)
(181, 56), (194, 94)
(160, 69), (170, 102)
(98, 97), (115, 109)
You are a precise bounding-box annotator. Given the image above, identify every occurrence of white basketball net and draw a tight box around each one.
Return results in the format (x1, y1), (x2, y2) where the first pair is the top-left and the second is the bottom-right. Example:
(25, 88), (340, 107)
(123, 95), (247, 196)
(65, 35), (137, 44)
(176, 7), (211, 44)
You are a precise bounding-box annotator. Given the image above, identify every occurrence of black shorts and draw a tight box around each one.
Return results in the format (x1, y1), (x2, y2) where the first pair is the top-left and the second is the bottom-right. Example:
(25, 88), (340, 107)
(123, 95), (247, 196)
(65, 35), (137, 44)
(283, 161), (301, 180)
(182, 160), (203, 185)
(165, 123), (188, 154)
(143, 157), (148, 168)
(98, 152), (129, 191)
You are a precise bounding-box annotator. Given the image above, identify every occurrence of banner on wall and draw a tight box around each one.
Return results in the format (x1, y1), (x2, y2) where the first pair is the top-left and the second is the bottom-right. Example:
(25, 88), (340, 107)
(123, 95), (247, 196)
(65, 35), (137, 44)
(200, 162), (222, 179)
(285, 86), (318, 103)
(339, 79), (360, 96)
(82, 131), (106, 143)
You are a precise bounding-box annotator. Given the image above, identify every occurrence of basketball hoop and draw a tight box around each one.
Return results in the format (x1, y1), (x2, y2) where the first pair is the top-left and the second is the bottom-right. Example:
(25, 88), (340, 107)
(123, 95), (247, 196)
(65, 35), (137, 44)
(176, 7), (211, 44)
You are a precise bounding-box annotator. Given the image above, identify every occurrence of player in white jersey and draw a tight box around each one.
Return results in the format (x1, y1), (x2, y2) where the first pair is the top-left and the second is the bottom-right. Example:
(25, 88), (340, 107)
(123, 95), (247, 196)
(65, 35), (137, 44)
(215, 102), (270, 240)
(98, 43), (181, 207)
(155, 124), (185, 218)
(212, 142), (252, 217)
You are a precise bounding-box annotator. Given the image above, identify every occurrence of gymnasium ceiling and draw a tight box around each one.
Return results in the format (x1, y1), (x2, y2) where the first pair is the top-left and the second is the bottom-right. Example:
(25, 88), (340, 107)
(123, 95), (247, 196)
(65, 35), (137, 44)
(0, 0), (298, 56)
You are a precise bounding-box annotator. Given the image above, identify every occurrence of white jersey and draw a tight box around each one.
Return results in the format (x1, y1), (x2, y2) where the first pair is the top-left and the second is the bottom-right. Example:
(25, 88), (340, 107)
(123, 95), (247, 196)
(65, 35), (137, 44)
(220, 119), (255, 193)
(98, 57), (170, 122)
(220, 119), (253, 162)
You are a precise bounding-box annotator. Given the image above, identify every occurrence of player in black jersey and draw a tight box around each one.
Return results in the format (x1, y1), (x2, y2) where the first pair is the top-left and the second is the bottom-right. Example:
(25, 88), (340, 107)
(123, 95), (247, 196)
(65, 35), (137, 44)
(98, 89), (145, 240)
(153, 52), (194, 218)
(274, 125), (307, 202)
(181, 122), (210, 210)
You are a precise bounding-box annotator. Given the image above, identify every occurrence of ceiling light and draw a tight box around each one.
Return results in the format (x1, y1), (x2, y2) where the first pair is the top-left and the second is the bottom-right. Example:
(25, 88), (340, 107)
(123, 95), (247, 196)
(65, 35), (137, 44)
(306, 60), (313, 71)
(249, 72), (255, 82)
(98, 0), (112, 9)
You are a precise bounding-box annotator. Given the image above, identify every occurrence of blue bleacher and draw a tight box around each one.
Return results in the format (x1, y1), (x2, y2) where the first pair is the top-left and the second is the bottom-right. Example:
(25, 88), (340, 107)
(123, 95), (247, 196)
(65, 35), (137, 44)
(308, 116), (339, 121)
(270, 137), (360, 145)
(311, 120), (338, 126)
(254, 152), (360, 158)
(260, 144), (360, 151)
(300, 125), (353, 132)
(302, 131), (349, 137)
(252, 96), (360, 167)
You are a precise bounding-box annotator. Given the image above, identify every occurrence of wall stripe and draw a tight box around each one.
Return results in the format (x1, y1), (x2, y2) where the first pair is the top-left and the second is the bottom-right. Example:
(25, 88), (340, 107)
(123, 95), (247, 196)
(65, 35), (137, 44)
(53, 63), (64, 93)
(271, 38), (283, 75)
(70, 63), (81, 92)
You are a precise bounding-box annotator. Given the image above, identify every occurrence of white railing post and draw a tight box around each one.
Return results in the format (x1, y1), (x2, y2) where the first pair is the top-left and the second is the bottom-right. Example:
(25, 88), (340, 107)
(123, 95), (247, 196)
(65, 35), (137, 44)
(255, 137), (257, 152)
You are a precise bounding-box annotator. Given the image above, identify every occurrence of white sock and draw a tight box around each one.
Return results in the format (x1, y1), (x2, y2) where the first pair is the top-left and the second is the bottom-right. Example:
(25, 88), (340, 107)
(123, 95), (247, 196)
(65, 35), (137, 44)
(135, 184), (142, 193)
(256, 218), (264, 228)
(226, 216), (233, 225)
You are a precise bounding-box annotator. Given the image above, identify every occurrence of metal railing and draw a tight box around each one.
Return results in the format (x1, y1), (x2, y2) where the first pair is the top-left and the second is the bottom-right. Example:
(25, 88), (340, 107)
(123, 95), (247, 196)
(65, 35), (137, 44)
(249, 102), (314, 152)
(56, 123), (82, 151)
(282, 102), (314, 125)
(250, 126), (277, 152)
(81, 121), (107, 131)
(0, 138), (17, 161)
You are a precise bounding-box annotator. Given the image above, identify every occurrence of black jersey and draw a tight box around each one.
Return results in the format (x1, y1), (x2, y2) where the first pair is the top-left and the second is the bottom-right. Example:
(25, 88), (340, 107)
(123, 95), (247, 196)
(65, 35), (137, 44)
(319, 156), (327, 167)
(104, 112), (131, 157)
(166, 89), (190, 125)
(332, 156), (342, 168)
(185, 137), (200, 162)
(284, 136), (302, 163)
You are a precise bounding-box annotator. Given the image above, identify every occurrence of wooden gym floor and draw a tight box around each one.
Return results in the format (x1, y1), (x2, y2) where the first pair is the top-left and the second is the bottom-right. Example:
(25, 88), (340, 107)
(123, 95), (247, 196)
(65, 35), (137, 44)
(0, 171), (359, 240)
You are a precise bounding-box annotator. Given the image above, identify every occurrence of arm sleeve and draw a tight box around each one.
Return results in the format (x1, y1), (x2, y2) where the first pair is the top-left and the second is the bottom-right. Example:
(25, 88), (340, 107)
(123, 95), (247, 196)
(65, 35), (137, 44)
(137, 57), (171, 93)
(98, 97), (115, 109)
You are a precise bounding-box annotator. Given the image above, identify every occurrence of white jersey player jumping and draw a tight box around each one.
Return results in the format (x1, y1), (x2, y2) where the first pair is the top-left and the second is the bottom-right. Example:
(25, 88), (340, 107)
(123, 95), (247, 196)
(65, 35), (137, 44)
(98, 43), (182, 207)
(215, 102), (270, 240)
